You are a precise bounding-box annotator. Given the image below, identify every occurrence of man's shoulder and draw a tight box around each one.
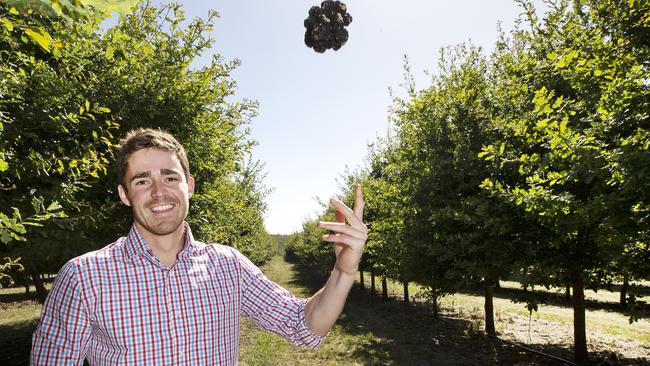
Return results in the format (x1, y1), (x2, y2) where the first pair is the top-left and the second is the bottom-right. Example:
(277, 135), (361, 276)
(65, 237), (128, 268)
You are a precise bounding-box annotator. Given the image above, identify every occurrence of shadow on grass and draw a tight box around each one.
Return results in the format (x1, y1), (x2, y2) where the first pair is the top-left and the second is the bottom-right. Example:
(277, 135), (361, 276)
(286, 258), (649, 366)
(0, 291), (39, 304)
(471, 286), (649, 320)
(0, 319), (37, 366)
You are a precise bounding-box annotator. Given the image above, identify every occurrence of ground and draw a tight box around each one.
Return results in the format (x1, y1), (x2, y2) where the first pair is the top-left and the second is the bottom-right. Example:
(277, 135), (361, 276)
(1, 257), (648, 365)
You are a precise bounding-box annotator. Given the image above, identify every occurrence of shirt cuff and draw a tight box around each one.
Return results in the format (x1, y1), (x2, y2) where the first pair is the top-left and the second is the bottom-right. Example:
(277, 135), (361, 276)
(295, 299), (327, 349)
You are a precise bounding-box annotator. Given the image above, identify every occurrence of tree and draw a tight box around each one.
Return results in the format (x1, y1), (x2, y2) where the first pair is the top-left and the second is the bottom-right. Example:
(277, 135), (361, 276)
(389, 45), (534, 332)
(1, 1), (273, 300)
(0, 2), (124, 299)
(480, 0), (649, 362)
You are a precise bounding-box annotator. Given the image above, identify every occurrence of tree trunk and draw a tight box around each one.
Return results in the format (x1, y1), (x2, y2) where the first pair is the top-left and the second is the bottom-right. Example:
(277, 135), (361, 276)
(484, 283), (496, 337)
(495, 279), (501, 289)
(27, 264), (48, 304)
(359, 270), (365, 290)
(620, 275), (629, 307)
(382, 277), (388, 300)
(565, 285), (571, 301)
(572, 275), (588, 364)
(431, 288), (439, 318)
(370, 268), (376, 295)
(25, 284), (30, 295)
(403, 281), (410, 304)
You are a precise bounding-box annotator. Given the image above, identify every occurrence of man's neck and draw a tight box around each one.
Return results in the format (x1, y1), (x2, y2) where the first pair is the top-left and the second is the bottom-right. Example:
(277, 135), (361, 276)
(136, 224), (186, 268)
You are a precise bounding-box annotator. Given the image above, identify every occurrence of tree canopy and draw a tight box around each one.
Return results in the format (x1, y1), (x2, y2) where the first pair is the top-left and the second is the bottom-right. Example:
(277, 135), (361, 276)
(0, 0), (275, 299)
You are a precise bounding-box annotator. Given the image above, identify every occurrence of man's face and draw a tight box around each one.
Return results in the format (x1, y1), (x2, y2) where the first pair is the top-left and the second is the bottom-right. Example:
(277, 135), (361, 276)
(117, 148), (194, 240)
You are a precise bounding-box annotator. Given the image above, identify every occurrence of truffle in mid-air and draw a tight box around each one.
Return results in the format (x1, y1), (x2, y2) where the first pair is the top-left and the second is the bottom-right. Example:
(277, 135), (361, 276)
(304, 1), (353, 53)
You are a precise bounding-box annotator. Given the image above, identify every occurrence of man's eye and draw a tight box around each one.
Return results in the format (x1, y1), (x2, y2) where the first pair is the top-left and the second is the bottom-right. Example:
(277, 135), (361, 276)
(134, 180), (148, 185)
(166, 177), (179, 182)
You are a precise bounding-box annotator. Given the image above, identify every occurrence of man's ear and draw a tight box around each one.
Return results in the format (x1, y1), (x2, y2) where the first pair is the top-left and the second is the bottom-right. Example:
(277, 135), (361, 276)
(117, 184), (132, 206)
(188, 176), (195, 198)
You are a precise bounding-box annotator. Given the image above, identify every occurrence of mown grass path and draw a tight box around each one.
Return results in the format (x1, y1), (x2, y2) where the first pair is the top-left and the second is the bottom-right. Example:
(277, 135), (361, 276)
(240, 257), (564, 365)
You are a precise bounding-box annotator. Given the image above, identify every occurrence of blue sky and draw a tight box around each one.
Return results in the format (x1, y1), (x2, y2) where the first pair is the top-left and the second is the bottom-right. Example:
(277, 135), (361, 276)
(136, 1), (547, 234)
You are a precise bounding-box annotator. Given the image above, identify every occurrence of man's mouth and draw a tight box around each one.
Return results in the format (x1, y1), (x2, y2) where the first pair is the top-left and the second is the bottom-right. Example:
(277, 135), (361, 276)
(150, 204), (175, 213)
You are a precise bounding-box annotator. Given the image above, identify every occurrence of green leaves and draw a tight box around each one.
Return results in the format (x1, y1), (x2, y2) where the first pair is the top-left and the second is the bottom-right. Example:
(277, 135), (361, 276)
(82, 0), (139, 16)
(24, 27), (51, 50)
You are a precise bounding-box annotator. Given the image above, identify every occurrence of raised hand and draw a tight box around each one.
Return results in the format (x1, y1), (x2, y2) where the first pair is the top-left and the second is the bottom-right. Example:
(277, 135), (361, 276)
(318, 185), (368, 275)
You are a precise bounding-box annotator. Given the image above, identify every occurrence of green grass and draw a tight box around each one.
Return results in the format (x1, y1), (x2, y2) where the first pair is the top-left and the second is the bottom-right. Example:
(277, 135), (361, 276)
(360, 275), (650, 348)
(1, 261), (647, 364)
(497, 280), (650, 304)
(239, 257), (388, 365)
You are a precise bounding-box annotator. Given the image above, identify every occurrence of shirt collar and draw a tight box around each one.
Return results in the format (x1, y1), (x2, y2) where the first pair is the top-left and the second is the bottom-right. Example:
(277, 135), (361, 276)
(122, 222), (196, 262)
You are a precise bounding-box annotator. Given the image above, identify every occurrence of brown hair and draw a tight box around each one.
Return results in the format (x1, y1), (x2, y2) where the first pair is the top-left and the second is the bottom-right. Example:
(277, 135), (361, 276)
(116, 128), (190, 189)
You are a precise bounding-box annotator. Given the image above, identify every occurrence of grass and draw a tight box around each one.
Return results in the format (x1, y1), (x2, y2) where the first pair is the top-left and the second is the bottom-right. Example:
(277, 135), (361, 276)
(239, 257), (391, 365)
(497, 280), (650, 304)
(360, 274), (650, 352)
(1, 261), (648, 365)
(0, 282), (50, 341)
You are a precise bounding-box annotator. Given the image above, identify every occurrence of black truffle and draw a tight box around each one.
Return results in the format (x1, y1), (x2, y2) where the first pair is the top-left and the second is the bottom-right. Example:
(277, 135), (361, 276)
(304, 1), (352, 53)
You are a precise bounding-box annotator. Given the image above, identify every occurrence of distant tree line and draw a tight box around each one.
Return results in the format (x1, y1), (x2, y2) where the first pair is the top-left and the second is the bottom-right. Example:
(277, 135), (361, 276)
(0, 0), (276, 301)
(286, 0), (649, 364)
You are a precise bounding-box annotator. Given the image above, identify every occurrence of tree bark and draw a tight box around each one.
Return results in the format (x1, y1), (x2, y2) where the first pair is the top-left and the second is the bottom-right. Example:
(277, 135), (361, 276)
(370, 268), (376, 295)
(431, 288), (439, 318)
(495, 279), (501, 289)
(620, 274), (629, 307)
(484, 283), (496, 337)
(359, 270), (365, 290)
(572, 275), (588, 364)
(403, 281), (410, 304)
(382, 277), (388, 300)
(27, 264), (48, 304)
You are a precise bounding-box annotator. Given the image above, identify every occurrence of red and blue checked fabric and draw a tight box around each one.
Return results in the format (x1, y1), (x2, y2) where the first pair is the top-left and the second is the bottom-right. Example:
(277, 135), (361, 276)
(31, 223), (324, 365)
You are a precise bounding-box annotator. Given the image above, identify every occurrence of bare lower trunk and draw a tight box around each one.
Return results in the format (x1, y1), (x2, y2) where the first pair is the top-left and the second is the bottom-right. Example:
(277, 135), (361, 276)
(382, 277), (388, 299)
(573, 276), (588, 364)
(27, 265), (48, 304)
(370, 268), (376, 295)
(431, 288), (439, 318)
(620, 275), (629, 307)
(403, 281), (410, 304)
(359, 270), (364, 290)
(565, 285), (571, 301)
(484, 283), (496, 337)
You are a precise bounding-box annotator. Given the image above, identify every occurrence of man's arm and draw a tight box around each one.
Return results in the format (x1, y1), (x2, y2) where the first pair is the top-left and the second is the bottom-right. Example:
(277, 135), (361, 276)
(31, 261), (91, 365)
(305, 185), (368, 336)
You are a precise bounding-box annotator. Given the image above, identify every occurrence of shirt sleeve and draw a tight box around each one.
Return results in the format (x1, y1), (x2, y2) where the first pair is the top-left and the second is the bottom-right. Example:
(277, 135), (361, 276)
(236, 251), (326, 349)
(31, 260), (92, 365)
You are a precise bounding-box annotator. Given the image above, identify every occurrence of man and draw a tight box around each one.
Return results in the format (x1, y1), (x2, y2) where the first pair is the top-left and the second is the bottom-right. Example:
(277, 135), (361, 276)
(31, 128), (368, 365)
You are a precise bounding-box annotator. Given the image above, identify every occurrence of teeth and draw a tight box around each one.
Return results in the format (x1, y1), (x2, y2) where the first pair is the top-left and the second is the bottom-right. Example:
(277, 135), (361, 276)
(151, 204), (174, 212)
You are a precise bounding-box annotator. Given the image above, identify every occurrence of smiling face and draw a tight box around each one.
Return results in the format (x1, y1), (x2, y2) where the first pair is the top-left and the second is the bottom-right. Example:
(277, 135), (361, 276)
(118, 148), (195, 241)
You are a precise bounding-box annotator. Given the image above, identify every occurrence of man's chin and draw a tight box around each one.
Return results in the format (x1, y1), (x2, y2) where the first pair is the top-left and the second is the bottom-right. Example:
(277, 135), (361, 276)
(136, 219), (184, 237)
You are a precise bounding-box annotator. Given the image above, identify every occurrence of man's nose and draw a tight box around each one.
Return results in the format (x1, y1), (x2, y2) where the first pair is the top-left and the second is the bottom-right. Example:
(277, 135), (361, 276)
(150, 179), (165, 197)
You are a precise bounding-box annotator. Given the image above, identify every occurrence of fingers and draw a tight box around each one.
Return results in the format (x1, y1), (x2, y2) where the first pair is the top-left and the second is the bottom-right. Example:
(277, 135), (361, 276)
(321, 185), (368, 247)
(319, 221), (367, 240)
(321, 233), (366, 248)
(335, 209), (345, 224)
(353, 184), (364, 221)
(329, 196), (363, 227)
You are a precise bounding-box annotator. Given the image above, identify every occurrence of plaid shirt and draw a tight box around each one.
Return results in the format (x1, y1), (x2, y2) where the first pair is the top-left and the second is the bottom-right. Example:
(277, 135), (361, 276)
(31, 223), (324, 365)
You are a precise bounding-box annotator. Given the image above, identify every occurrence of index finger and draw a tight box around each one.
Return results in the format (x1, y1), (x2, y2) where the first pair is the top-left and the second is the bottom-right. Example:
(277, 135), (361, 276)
(353, 184), (364, 222)
(330, 197), (363, 227)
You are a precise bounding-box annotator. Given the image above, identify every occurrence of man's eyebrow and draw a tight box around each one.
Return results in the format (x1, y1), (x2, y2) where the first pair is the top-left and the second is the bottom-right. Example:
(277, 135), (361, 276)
(129, 171), (151, 183)
(161, 168), (182, 176)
